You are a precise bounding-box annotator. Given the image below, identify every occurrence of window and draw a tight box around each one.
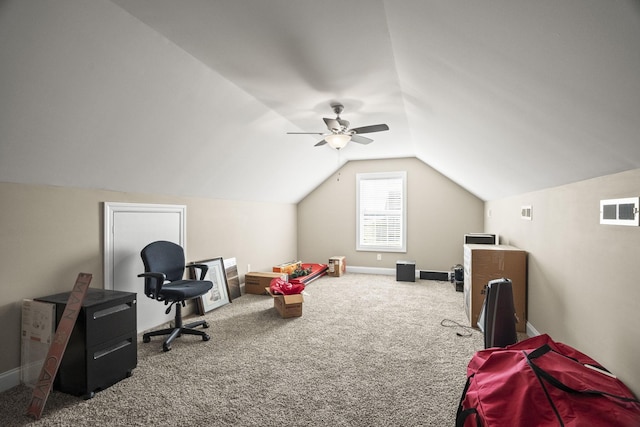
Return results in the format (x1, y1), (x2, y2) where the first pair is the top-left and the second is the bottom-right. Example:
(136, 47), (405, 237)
(356, 171), (407, 252)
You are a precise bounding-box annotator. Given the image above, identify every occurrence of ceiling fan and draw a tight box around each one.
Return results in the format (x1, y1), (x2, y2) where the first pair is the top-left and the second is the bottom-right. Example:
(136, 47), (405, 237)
(287, 103), (389, 150)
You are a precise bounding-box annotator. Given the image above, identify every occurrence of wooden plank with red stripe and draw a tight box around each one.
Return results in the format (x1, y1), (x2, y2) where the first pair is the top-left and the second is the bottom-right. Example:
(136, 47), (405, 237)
(25, 273), (92, 420)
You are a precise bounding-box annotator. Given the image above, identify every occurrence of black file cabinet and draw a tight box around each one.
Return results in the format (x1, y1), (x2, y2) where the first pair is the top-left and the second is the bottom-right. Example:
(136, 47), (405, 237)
(36, 288), (137, 399)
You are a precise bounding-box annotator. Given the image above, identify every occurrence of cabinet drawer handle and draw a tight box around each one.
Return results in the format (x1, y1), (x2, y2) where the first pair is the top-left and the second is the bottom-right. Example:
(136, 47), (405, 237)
(93, 303), (131, 320)
(94, 339), (132, 360)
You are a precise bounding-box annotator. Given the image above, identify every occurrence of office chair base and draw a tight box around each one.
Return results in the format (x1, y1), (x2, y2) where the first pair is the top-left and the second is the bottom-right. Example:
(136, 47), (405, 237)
(143, 325), (210, 351)
(142, 318), (211, 351)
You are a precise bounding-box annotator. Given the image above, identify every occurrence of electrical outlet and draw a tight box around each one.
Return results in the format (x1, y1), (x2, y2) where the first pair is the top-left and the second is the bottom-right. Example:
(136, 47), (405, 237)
(247, 264), (251, 272)
(377, 254), (382, 261)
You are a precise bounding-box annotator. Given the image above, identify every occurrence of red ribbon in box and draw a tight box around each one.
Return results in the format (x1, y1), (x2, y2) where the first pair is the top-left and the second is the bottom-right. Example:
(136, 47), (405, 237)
(269, 278), (304, 295)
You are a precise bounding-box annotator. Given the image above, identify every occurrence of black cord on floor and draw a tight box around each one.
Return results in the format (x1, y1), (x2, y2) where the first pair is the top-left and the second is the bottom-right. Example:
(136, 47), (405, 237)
(440, 319), (478, 338)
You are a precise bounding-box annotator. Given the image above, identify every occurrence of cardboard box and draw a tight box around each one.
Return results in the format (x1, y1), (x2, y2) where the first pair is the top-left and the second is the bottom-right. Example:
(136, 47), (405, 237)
(463, 245), (527, 332)
(273, 261), (302, 275)
(327, 256), (346, 277)
(21, 299), (55, 387)
(266, 288), (303, 318)
(244, 272), (287, 295)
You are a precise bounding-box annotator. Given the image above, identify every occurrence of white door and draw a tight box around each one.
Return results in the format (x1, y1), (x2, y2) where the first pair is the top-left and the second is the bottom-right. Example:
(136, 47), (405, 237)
(104, 203), (186, 333)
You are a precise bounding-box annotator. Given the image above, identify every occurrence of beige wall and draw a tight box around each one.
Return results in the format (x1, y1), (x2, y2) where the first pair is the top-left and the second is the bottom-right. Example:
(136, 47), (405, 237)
(297, 157), (484, 271)
(485, 168), (640, 397)
(0, 182), (297, 376)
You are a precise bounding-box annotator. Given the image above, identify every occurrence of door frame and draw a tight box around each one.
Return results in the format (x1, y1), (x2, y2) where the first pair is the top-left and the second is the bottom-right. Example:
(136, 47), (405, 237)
(103, 202), (187, 291)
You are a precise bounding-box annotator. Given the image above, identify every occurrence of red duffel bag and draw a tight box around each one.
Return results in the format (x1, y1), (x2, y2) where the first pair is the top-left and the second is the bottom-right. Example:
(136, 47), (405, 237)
(456, 334), (640, 427)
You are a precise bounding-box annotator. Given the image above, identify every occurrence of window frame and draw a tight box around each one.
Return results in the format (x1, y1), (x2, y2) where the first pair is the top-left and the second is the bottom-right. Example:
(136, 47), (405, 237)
(356, 171), (407, 253)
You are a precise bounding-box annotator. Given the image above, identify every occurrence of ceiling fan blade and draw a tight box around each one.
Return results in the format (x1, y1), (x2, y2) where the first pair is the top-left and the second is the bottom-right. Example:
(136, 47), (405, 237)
(323, 118), (341, 132)
(351, 134), (373, 145)
(350, 124), (389, 134)
(287, 132), (325, 135)
(314, 139), (328, 147)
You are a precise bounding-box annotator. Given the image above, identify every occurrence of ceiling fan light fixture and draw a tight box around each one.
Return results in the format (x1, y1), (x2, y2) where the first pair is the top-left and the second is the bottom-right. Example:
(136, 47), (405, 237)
(325, 133), (351, 149)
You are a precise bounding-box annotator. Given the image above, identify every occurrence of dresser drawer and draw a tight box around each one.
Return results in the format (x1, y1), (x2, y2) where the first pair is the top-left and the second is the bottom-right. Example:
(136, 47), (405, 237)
(85, 297), (136, 347)
(56, 332), (137, 397)
(86, 332), (137, 394)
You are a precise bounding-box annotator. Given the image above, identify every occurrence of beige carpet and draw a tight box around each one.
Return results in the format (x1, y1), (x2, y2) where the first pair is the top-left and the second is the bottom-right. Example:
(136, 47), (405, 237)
(0, 273), (486, 426)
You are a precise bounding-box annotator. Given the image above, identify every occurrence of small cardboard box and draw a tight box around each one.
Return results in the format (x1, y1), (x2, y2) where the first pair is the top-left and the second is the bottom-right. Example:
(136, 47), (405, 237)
(327, 256), (346, 277)
(273, 261), (302, 275)
(245, 272), (287, 295)
(266, 288), (303, 318)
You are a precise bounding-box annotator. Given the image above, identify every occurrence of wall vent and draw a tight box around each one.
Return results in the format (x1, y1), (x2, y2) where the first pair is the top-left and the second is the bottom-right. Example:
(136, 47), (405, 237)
(521, 205), (532, 221)
(599, 197), (639, 226)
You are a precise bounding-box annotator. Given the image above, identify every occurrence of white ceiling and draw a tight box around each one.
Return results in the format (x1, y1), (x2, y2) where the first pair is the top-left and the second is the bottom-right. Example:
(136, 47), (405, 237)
(2, 1), (640, 203)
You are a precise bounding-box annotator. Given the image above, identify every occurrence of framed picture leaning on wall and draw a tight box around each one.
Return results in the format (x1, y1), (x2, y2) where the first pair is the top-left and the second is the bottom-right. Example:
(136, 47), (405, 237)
(188, 257), (231, 314)
(223, 257), (242, 300)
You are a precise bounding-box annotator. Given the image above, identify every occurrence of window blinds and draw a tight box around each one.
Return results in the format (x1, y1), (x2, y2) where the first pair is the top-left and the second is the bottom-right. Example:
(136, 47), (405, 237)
(357, 171), (406, 251)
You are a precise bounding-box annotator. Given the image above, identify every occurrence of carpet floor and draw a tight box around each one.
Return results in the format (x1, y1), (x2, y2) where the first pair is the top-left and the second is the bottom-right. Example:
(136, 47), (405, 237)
(0, 273), (487, 426)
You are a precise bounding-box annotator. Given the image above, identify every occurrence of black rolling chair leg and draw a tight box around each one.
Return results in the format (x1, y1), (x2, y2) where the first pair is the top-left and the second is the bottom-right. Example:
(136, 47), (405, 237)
(163, 328), (182, 351)
(180, 327), (210, 339)
(184, 319), (209, 329)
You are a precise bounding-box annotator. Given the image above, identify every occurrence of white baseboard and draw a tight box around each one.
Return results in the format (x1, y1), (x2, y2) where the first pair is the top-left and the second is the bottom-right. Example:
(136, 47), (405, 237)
(0, 367), (21, 393)
(526, 321), (541, 337)
(346, 266), (425, 279)
(346, 266), (395, 275)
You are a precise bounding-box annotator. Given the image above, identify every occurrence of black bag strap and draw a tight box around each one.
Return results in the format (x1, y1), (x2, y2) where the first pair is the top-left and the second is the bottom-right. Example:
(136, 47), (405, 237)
(525, 346), (565, 426)
(525, 345), (640, 404)
(456, 408), (482, 427)
(456, 374), (483, 427)
(456, 375), (473, 415)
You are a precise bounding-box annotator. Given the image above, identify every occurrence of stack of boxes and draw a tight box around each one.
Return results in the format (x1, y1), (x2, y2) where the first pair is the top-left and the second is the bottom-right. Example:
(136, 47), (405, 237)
(245, 257), (346, 318)
(244, 260), (305, 318)
(327, 256), (346, 277)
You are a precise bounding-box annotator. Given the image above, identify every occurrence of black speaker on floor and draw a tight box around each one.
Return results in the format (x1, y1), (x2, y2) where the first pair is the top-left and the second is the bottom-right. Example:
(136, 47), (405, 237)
(452, 264), (464, 292)
(419, 270), (449, 281)
(477, 278), (518, 348)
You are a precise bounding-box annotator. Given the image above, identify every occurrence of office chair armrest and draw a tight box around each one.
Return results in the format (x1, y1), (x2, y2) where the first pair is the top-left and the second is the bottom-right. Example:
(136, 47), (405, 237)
(137, 272), (166, 299)
(189, 263), (210, 281)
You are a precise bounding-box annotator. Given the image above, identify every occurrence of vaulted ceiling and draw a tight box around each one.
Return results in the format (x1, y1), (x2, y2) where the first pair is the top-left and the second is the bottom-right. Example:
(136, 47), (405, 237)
(2, 1), (639, 203)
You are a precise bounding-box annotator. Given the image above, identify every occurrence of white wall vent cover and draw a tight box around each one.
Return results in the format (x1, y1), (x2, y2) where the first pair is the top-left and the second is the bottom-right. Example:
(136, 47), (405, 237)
(599, 197), (639, 226)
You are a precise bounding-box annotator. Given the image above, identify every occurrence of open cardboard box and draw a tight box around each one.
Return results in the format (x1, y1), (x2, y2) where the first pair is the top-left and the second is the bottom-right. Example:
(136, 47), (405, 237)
(265, 288), (303, 318)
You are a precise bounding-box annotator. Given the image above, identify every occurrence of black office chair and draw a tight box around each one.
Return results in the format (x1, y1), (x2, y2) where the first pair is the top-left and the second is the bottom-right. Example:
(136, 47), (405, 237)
(138, 240), (214, 352)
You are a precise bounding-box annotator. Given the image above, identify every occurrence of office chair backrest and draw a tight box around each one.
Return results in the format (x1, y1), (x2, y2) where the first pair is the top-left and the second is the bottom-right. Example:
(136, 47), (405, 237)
(140, 240), (186, 283)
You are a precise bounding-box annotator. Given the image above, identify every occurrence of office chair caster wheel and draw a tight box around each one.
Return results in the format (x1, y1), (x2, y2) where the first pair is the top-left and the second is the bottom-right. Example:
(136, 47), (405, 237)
(202, 321), (210, 329)
(143, 335), (151, 343)
(203, 334), (210, 342)
(163, 343), (172, 352)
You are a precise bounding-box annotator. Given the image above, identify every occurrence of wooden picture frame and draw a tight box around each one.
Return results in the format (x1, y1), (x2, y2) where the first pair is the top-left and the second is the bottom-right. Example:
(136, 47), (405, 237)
(223, 257), (242, 300)
(188, 257), (231, 314)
